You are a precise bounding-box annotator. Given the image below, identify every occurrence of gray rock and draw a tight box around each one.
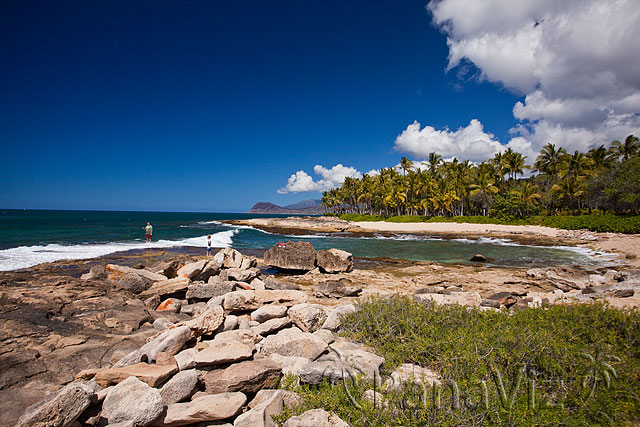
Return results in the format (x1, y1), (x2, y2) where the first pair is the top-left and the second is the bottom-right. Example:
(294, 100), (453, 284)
(145, 295), (161, 310)
(283, 409), (349, 427)
(251, 317), (293, 336)
(470, 254), (488, 262)
(260, 327), (328, 360)
(613, 289), (635, 298)
(315, 281), (361, 298)
(209, 329), (261, 346)
(250, 278), (266, 291)
(321, 304), (356, 331)
(176, 260), (208, 280)
(16, 382), (95, 427)
(186, 281), (236, 299)
(194, 341), (255, 367)
(223, 290), (307, 311)
(238, 317), (250, 330)
(263, 276), (303, 290)
(288, 303), (328, 332)
(414, 291), (482, 307)
(116, 272), (151, 294)
(159, 369), (199, 406)
(312, 329), (335, 344)
(186, 304), (225, 337)
(153, 318), (175, 331)
(225, 267), (260, 283)
(263, 241), (316, 271)
(201, 358), (282, 395)
(81, 264), (107, 281)
(251, 306), (289, 323)
(316, 249), (353, 273)
(174, 348), (199, 371)
(194, 259), (221, 282)
(249, 389), (303, 410)
(156, 392), (246, 426)
(299, 341), (384, 385)
(223, 314), (239, 331)
(106, 264), (168, 283)
(102, 377), (163, 427)
(180, 302), (206, 316)
(240, 256), (257, 270)
(95, 363), (178, 388)
(268, 354), (312, 376)
(153, 260), (180, 279)
(233, 389), (283, 427)
(214, 247), (244, 269)
(140, 325), (191, 362)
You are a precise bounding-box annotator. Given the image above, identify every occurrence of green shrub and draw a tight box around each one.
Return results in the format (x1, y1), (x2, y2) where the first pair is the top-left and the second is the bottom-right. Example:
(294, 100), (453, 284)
(339, 213), (385, 222)
(280, 297), (640, 426)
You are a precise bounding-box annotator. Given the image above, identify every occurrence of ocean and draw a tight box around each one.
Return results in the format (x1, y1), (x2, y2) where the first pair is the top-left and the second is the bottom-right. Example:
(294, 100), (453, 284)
(0, 209), (604, 271)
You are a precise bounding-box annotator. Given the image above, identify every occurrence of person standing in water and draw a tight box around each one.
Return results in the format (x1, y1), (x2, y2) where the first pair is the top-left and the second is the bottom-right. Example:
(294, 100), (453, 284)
(144, 222), (153, 243)
(206, 235), (212, 256)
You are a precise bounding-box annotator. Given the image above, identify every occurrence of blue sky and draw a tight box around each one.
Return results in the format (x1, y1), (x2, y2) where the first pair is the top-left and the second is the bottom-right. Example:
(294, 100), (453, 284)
(1, 1), (638, 212)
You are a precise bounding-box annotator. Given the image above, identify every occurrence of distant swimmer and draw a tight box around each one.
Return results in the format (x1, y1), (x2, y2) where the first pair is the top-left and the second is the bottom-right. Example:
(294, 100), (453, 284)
(207, 235), (212, 256)
(144, 221), (153, 243)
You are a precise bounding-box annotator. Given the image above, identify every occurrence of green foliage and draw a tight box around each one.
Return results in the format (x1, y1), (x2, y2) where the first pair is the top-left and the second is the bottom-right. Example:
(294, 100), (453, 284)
(339, 213), (385, 222)
(281, 297), (640, 426)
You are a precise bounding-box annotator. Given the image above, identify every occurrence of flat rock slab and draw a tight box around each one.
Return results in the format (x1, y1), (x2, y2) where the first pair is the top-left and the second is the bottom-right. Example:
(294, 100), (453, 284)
(153, 392), (246, 426)
(251, 305), (289, 323)
(107, 264), (168, 283)
(141, 278), (192, 297)
(95, 362), (178, 387)
(201, 358), (282, 395)
(140, 325), (191, 362)
(176, 260), (208, 279)
(186, 282), (235, 299)
(223, 290), (307, 311)
(252, 317), (292, 336)
(315, 281), (362, 298)
(194, 341), (254, 367)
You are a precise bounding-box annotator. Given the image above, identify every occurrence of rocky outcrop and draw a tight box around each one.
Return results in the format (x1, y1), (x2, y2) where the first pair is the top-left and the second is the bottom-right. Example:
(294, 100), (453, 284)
(315, 280), (362, 298)
(316, 249), (353, 273)
(223, 290), (308, 311)
(201, 358), (282, 394)
(414, 291), (482, 307)
(154, 392), (246, 426)
(16, 382), (96, 427)
(263, 241), (317, 271)
(102, 377), (164, 426)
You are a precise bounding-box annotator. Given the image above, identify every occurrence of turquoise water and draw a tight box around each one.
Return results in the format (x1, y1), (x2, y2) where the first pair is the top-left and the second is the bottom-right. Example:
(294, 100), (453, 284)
(0, 209), (596, 270)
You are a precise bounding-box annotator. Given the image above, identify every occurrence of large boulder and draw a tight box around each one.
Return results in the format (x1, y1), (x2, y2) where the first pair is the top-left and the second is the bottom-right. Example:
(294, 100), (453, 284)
(263, 241), (316, 271)
(16, 382), (95, 427)
(316, 249), (353, 273)
(260, 327), (328, 360)
(223, 290), (307, 311)
(153, 392), (246, 426)
(194, 341), (254, 367)
(106, 264), (167, 283)
(283, 409), (349, 427)
(223, 267), (260, 283)
(140, 277), (192, 298)
(214, 247), (244, 268)
(102, 377), (164, 426)
(194, 260), (220, 282)
(234, 389), (284, 427)
(201, 357), (282, 395)
(117, 273), (152, 293)
(287, 303), (328, 332)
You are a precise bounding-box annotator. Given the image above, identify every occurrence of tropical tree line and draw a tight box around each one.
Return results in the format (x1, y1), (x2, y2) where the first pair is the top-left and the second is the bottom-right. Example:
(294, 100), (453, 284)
(321, 135), (640, 218)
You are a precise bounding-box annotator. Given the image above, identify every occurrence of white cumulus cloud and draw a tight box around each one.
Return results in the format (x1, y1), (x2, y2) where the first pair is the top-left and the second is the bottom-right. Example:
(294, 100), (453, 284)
(426, 0), (640, 155)
(394, 119), (505, 162)
(277, 164), (362, 194)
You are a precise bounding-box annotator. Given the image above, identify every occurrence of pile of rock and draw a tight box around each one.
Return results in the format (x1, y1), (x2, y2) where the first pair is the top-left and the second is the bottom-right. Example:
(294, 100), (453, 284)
(18, 247), (377, 426)
(264, 242), (353, 273)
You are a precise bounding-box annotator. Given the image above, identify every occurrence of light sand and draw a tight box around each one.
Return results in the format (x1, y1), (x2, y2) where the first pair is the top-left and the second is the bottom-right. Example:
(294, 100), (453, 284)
(351, 221), (563, 237)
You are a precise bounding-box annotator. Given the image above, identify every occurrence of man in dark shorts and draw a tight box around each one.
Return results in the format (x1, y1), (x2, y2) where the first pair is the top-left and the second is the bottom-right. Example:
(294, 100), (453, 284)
(144, 222), (153, 243)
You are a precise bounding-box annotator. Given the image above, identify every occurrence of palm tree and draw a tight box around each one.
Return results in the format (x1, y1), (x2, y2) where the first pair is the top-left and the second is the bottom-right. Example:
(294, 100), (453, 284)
(587, 145), (615, 171)
(469, 170), (499, 216)
(511, 181), (542, 216)
(551, 175), (586, 215)
(560, 151), (592, 179)
(534, 143), (566, 176)
(610, 135), (639, 161)
(427, 152), (443, 177)
(502, 148), (528, 181)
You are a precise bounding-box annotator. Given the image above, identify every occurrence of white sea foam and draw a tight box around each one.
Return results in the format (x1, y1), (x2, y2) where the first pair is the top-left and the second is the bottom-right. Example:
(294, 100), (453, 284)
(0, 229), (237, 271)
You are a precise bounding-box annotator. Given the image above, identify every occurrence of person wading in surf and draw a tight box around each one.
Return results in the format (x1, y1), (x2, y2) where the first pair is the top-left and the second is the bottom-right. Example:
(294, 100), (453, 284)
(144, 222), (153, 243)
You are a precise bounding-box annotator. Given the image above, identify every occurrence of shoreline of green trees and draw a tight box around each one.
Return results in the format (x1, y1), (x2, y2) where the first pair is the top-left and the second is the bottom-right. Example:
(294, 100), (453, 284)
(321, 135), (640, 233)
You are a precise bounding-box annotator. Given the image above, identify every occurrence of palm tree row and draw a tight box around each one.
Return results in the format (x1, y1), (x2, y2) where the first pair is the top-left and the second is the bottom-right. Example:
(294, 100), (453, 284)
(322, 135), (640, 217)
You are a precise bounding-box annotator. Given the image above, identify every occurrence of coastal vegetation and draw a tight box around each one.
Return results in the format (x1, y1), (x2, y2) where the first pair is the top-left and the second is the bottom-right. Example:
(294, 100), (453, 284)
(322, 135), (640, 233)
(279, 297), (640, 426)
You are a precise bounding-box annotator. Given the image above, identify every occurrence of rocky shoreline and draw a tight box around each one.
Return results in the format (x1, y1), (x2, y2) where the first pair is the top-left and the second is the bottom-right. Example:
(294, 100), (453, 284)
(1, 240), (639, 426)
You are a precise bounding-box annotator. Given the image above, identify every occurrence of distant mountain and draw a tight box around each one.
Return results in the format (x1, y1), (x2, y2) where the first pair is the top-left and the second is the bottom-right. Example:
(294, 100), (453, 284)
(247, 199), (325, 214)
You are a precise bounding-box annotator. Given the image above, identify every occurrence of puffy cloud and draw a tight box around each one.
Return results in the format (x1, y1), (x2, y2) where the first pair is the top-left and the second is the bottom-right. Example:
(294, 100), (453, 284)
(427, 0), (640, 156)
(394, 119), (504, 162)
(277, 164), (362, 194)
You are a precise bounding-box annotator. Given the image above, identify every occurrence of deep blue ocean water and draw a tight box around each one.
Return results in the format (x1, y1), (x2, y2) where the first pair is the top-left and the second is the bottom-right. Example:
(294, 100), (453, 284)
(0, 209), (602, 271)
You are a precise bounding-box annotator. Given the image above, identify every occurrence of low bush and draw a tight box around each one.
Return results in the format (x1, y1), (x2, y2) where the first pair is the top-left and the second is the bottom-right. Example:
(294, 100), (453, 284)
(280, 297), (640, 426)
